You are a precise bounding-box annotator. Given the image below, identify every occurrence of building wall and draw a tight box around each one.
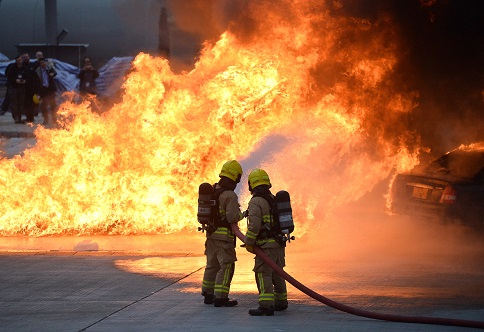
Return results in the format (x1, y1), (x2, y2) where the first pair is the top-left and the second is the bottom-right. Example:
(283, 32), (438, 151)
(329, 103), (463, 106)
(0, 0), (201, 71)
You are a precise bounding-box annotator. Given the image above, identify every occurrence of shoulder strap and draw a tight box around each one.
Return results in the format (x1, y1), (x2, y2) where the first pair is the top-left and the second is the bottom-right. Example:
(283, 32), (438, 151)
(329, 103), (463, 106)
(212, 185), (231, 229)
(213, 184), (230, 199)
(253, 193), (278, 232)
(253, 193), (286, 246)
(253, 193), (276, 214)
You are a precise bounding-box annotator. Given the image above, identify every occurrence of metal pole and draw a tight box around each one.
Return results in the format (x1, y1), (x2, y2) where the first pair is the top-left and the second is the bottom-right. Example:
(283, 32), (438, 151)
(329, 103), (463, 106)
(44, 0), (58, 56)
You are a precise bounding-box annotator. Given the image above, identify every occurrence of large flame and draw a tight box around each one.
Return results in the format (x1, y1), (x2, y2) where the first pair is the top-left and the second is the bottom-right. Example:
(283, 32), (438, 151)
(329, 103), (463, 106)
(0, 1), (423, 236)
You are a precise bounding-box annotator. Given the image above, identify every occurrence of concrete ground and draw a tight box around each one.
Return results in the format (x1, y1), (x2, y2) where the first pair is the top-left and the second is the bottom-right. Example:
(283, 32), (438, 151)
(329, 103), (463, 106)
(1, 112), (484, 331)
(1, 236), (484, 332)
(0, 109), (39, 137)
(0, 110), (38, 158)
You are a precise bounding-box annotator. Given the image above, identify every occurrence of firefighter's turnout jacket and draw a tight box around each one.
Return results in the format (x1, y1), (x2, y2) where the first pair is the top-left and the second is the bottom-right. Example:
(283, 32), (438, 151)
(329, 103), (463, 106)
(245, 192), (288, 309)
(202, 184), (243, 300)
(206, 185), (242, 242)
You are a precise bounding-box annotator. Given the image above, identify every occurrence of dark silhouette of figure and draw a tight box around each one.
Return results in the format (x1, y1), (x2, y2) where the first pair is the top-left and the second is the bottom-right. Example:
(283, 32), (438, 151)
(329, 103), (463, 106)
(34, 58), (58, 126)
(78, 57), (99, 96)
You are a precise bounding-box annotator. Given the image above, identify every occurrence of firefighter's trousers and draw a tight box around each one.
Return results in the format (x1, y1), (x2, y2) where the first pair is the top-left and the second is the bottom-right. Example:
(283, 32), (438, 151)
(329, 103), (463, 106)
(202, 238), (237, 299)
(253, 246), (288, 309)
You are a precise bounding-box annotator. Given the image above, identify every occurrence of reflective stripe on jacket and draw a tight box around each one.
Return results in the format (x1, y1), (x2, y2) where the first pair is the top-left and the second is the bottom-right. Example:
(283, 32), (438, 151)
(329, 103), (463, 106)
(207, 188), (242, 242)
(245, 196), (281, 248)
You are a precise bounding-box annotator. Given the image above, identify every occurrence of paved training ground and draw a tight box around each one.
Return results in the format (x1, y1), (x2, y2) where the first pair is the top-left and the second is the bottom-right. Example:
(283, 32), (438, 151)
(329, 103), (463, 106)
(0, 112), (38, 159)
(1, 114), (484, 331)
(1, 235), (484, 332)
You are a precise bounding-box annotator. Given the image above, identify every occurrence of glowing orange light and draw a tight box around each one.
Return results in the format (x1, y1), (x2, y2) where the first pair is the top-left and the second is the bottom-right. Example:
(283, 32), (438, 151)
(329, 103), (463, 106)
(0, 2), (424, 236)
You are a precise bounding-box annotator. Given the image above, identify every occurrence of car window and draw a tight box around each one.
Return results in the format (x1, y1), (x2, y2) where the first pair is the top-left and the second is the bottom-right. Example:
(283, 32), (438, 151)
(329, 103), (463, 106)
(425, 152), (484, 179)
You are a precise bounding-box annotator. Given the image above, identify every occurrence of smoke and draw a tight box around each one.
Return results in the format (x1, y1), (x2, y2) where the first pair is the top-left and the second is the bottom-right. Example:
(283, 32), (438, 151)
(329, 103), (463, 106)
(160, 0), (246, 66)
(190, 0), (481, 230)
(133, 0), (483, 160)
(187, 0), (484, 255)
(169, 0), (483, 157)
(2, 0), (481, 251)
(379, 0), (484, 155)
(164, 0), (243, 39)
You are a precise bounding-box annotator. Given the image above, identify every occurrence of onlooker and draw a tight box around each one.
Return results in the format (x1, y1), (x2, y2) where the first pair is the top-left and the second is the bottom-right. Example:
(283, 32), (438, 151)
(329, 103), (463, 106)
(6, 55), (31, 124)
(0, 93), (9, 115)
(30, 52), (46, 117)
(78, 56), (99, 96)
(34, 58), (58, 126)
(0, 60), (15, 116)
(22, 53), (37, 122)
(32, 51), (44, 71)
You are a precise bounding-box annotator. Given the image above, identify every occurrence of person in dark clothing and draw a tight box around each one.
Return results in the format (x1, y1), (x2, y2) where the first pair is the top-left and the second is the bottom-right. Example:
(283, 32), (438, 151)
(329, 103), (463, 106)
(29, 51), (44, 117)
(34, 58), (58, 126)
(22, 53), (36, 122)
(7, 55), (31, 124)
(0, 93), (10, 115)
(78, 57), (99, 96)
(0, 61), (14, 116)
(31, 51), (44, 71)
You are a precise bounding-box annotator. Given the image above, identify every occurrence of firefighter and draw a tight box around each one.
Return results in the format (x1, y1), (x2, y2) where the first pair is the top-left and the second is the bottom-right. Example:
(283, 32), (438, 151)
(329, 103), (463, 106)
(245, 169), (288, 316)
(201, 160), (243, 307)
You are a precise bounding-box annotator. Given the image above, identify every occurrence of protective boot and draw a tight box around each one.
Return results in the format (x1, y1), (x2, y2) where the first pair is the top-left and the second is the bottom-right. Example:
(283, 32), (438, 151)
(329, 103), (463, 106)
(248, 306), (275, 316)
(275, 304), (288, 311)
(203, 294), (214, 304)
(213, 297), (238, 307)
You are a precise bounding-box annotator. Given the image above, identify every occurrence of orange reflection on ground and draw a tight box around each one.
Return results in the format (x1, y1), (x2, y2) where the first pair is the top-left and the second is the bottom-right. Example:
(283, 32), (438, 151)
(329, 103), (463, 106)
(114, 250), (264, 294)
(115, 256), (206, 278)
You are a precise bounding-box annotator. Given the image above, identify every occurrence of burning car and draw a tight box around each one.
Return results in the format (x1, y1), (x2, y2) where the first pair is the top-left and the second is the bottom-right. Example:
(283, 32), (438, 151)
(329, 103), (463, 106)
(390, 144), (484, 229)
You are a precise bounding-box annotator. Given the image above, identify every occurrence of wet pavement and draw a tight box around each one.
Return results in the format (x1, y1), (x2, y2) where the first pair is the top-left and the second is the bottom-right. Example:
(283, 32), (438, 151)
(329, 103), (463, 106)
(1, 114), (484, 331)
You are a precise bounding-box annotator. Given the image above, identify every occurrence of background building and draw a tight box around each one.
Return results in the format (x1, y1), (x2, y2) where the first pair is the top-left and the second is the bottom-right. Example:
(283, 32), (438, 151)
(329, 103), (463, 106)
(0, 0), (226, 72)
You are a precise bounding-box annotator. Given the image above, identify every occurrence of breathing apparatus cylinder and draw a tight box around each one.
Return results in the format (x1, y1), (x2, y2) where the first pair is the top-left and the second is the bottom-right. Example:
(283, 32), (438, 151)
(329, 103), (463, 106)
(276, 190), (294, 234)
(197, 183), (215, 231)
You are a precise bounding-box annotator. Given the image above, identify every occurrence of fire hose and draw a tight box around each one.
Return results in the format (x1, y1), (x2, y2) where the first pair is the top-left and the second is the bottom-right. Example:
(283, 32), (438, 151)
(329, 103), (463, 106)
(231, 224), (484, 329)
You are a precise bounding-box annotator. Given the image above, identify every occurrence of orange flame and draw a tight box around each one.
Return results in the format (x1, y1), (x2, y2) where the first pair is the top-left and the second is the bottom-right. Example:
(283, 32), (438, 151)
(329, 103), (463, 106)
(0, 2), (423, 236)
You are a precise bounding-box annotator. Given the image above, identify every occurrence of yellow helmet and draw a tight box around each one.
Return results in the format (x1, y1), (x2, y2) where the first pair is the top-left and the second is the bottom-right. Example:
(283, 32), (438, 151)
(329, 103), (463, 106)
(248, 168), (271, 190)
(32, 94), (41, 104)
(219, 160), (243, 183)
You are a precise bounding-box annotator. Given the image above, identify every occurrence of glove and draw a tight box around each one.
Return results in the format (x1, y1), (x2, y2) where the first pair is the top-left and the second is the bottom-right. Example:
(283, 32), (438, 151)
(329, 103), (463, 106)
(245, 244), (254, 253)
(242, 210), (249, 218)
(240, 243), (255, 253)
